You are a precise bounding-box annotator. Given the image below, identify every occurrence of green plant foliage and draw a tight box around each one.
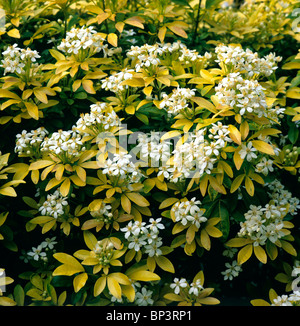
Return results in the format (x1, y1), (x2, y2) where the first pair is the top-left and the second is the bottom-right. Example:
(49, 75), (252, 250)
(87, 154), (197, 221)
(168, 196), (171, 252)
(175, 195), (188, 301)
(0, 0), (300, 307)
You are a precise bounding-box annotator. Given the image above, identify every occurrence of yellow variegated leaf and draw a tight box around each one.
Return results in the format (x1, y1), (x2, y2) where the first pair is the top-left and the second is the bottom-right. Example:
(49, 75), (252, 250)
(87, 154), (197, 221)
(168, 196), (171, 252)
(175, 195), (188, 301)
(280, 240), (297, 256)
(159, 197), (179, 209)
(250, 299), (270, 306)
(107, 276), (122, 299)
(128, 270), (160, 282)
(155, 255), (175, 273)
(200, 229), (211, 251)
(83, 230), (97, 250)
(245, 176), (254, 196)
(29, 160), (54, 171)
(124, 16), (144, 29)
(228, 125), (241, 145)
(164, 293), (183, 301)
(237, 244), (253, 265)
(107, 33), (118, 47)
(24, 102), (39, 120)
(251, 140), (275, 155)
(126, 192), (150, 207)
(158, 26), (167, 42)
(226, 237), (253, 247)
(121, 194), (131, 214)
(254, 245), (267, 264)
(73, 272), (88, 292)
(94, 276), (106, 297)
(7, 28), (20, 38)
(0, 187), (17, 197)
(82, 80), (96, 94)
(60, 177), (71, 196)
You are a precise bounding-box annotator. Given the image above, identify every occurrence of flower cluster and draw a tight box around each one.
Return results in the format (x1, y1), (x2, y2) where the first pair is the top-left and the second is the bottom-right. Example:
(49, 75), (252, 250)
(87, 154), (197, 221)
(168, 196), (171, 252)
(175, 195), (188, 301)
(221, 260), (243, 281)
(101, 69), (134, 95)
(168, 122), (231, 181)
(159, 87), (196, 116)
(271, 290), (300, 306)
(41, 129), (86, 162)
(57, 26), (106, 56)
(38, 190), (68, 219)
(121, 218), (165, 257)
(75, 102), (121, 135)
(102, 152), (144, 184)
(90, 201), (112, 223)
(170, 277), (203, 296)
(238, 201), (289, 246)
(215, 72), (268, 117)
(171, 197), (207, 229)
(135, 132), (171, 167)
(266, 180), (300, 216)
(15, 127), (48, 157)
(127, 41), (211, 71)
(0, 43), (40, 75)
(215, 44), (282, 78)
(24, 237), (57, 263)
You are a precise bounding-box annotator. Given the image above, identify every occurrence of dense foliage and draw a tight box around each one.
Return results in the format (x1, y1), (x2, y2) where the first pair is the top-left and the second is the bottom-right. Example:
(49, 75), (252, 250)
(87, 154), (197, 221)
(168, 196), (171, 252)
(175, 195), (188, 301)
(0, 0), (300, 306)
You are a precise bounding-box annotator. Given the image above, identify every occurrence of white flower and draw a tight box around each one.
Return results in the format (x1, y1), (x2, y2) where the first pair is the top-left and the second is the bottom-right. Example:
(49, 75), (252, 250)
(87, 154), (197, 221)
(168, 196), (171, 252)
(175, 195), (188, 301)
(172, 198), (206, 229)
(221, 260), (243, 281)
(144, 237), (163, 257)
(1, 44), (41, 76)
(57, 26), (107, 57)
(160, 87), (196, 116)
(41, 129), (86, 161)
(146, 218), (165, 234)
(215, 73), (268, 118)
(255, 157), (274, 175)
(27, 245), (47, 261)
(15, 127), (48, 156)
(135, 287), (154, 306)
(170, 277), (188, 294)
(38, 190), (68, 219)
(128, 235), (147, 252)
(188, 279), (204, 296)
(120, 221), (135, 239)
(215, 44), (281, 78)
(238, 142), (257, 161)
(40, 237), (57, 250)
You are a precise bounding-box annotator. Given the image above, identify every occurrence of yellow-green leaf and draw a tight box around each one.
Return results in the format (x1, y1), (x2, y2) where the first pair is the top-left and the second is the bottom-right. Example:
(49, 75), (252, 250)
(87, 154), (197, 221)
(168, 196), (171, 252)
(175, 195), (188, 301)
(155, 255), (175, 273)
(251, 140), (275, 155)
(250, 299), (270, 306)
(254, 245), (267, 264)
(73, 272), (88, 292)
(121, 194), (131, 214)
(245, 176), (254, 196)
(29, 160), (54, 170)
(107, 275), (122, 299)
(159, 197), (178, 209)
(60, 177), (71, 197)
(107, 33), (118, 47)
(226, 237), (252, 247)
(126, 192), (150, 207)
(94, 276), (106, 297)
(237, 244), (253, 265)
(228, 125), (242, 145)
(7, 28), (20, 38)
(128, 270), (160, 282)
(0, 187), (17, 197)
(83, 230), (97, 250)
(82, 80), (96, 94)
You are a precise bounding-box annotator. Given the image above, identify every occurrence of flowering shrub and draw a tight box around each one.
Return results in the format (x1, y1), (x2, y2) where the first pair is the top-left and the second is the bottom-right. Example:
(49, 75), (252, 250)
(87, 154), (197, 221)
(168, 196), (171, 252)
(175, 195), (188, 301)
(0, 0), (300, 307)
